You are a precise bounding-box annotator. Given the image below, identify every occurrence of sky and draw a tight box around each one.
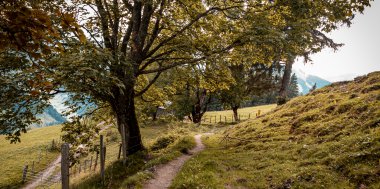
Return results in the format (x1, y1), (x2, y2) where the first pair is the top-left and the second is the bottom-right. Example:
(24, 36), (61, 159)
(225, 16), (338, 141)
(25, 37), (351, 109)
(293, 0), (380, 82)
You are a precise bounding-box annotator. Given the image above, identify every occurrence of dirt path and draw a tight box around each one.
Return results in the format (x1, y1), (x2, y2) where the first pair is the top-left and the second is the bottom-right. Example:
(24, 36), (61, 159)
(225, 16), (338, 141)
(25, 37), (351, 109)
(143, 133), (212, 189)
(22, 156), (61, 189)
(22, 122), (111, 189)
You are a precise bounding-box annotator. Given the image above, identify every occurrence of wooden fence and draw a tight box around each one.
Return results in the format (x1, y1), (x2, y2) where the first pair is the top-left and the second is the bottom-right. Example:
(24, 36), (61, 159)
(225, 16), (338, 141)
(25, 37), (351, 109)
(19, 138), (63, 187)
(20, 134), (124, 189)
(201, 110), (262, 124)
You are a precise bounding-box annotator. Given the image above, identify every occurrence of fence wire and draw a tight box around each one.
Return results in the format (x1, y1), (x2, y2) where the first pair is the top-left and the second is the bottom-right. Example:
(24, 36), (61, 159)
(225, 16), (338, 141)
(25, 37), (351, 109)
(20, 136), (127, 188)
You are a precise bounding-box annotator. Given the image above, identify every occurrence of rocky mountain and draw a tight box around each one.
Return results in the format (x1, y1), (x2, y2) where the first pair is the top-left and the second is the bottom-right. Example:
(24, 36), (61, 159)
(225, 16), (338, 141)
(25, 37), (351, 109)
(33, 105), (66, 128)
(293, 69), (331, 94)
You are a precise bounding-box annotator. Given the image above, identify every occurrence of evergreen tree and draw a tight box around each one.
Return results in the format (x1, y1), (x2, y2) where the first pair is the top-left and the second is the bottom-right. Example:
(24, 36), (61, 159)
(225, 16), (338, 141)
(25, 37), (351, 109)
(309, 83), (317, 93)
(288, 73), (299, 98)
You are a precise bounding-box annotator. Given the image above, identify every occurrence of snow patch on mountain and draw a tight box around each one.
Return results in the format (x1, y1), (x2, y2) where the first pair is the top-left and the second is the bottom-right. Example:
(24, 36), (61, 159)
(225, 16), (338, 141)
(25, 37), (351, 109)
(293, 68), (331, 94)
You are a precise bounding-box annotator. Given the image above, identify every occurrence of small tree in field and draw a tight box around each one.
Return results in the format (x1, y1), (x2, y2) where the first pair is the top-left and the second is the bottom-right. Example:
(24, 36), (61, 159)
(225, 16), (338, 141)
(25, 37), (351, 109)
(170, 63), (233, 123)
(219, 63), (282, 121)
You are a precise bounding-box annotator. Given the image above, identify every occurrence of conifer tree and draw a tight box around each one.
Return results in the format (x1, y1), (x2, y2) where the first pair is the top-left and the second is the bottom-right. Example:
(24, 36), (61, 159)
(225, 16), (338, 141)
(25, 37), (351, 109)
(288, 73), (300, 98)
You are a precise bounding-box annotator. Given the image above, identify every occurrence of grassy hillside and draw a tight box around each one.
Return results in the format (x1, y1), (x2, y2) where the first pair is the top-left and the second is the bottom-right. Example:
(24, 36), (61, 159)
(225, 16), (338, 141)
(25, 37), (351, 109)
(0, 125), (62, 188)
(172, 71), (380, 188)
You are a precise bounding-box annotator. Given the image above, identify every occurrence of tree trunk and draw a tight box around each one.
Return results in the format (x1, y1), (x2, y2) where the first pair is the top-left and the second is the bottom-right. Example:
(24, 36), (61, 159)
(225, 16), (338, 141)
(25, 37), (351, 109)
(190, 88), (211, 124)
(191, 104), (203, 123)
(152, 106), (159, 121)
(278, 58), (294, 105)
(111, 90), (144, 159)
(232, 106), (239, 122)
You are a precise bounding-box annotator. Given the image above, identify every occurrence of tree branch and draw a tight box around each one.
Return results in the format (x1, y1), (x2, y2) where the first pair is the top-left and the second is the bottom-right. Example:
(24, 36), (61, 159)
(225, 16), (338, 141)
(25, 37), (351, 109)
(145, 6), (239, 58)
(95, 0), (112, 49)
(121, 0), (133, 12)
(81, 25), (103, 48)
(135, 71), (162, 97)
(140, 38), (242, 74)
(138, 1), (154, 51)
(111, 0), (120, 50)
(142, 0), (165, 55)
(120, 21), (133, 56)
(138, 48), (176, 72)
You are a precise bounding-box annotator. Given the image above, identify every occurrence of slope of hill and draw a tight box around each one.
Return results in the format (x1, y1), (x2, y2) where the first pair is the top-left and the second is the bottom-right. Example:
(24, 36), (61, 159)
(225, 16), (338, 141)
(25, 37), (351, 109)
(171, 71), (380, 188)
(294, 69), (331, 94)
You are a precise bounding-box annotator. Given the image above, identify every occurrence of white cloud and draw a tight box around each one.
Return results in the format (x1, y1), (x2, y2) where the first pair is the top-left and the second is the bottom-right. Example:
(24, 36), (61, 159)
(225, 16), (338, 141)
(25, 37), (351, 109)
(294, 1), (380, 82)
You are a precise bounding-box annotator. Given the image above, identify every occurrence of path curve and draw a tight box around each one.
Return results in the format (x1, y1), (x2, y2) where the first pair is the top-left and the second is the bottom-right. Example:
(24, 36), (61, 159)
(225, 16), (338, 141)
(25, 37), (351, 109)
(143, 133), (213, 189)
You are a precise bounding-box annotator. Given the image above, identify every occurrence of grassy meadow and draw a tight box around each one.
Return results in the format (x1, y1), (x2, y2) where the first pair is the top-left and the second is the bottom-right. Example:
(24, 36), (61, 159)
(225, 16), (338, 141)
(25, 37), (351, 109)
(0, 125), (62, 189)
(171, 72), (380, 188)
(203, 104), (277, 123)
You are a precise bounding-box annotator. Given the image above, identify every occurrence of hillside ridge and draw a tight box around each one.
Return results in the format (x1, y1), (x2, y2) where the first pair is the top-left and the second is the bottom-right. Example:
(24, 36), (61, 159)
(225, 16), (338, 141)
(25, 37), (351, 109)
(224, 71), (380, 188)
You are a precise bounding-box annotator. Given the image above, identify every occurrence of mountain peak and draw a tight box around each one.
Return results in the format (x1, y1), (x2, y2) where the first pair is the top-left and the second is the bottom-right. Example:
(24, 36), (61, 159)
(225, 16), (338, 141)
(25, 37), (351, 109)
(292, 68), (331, 94)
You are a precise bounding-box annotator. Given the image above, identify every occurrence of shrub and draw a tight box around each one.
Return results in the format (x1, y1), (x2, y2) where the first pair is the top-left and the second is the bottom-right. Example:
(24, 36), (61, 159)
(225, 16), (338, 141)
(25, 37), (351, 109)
(150, 135), (176, 151)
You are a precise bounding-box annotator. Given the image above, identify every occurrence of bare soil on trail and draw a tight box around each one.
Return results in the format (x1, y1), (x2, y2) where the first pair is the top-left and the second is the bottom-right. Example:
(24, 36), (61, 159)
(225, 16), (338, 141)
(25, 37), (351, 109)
(143, 133), (212, 189)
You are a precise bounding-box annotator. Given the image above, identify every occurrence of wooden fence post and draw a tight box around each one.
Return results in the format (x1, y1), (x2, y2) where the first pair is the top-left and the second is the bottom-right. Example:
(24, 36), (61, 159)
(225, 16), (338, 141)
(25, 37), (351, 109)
(121, 124), (127, 165)
(90, 156), (93, 170)
(258, 110), (261, 116)
(31, 161), (35, 174)
(219, 115), (221, 122)
(84, 160), (87, 173)
(61, 143), (70, 189)
(94, 151), (99, 171)
(100, 135), (105, 185)
(22, 164), (28, 183)
(38, 149), (42, 163)
(249, 113), (251, 119)
(118, 143), (122, 160)
(52, 139), (55, 150)
(224, 116), (226, 123)
(79, 161), (81, 173)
